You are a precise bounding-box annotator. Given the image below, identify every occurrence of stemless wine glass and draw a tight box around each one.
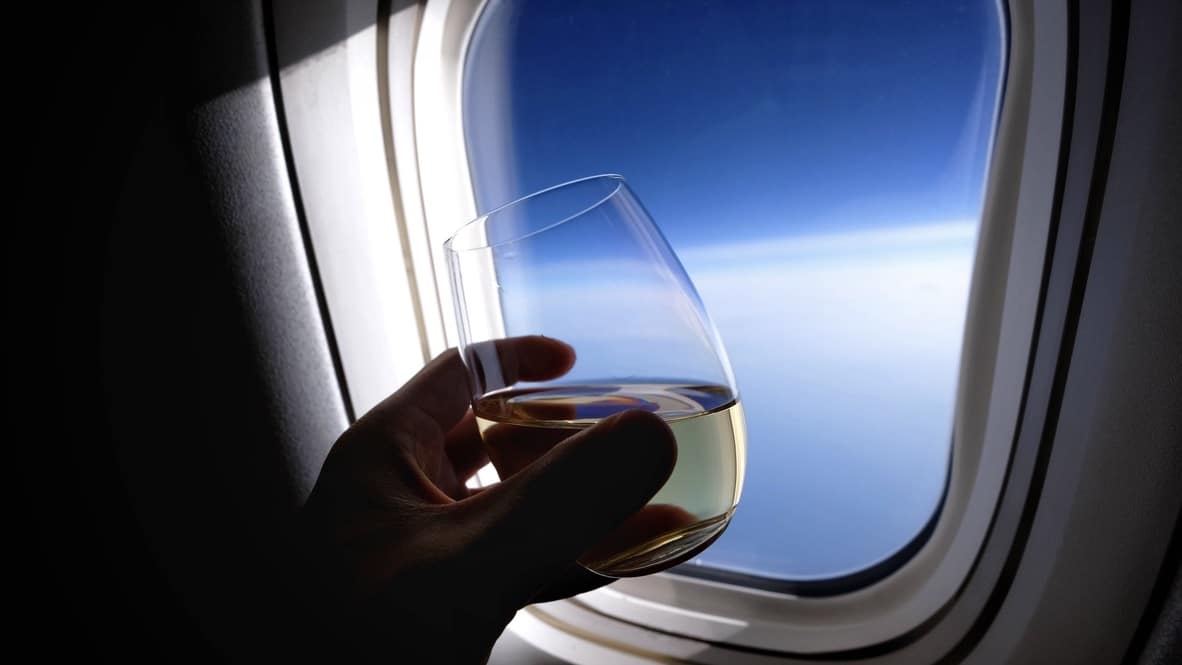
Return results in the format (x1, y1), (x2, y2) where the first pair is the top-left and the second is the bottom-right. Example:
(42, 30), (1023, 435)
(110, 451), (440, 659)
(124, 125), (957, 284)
(444, 174), (745, 577)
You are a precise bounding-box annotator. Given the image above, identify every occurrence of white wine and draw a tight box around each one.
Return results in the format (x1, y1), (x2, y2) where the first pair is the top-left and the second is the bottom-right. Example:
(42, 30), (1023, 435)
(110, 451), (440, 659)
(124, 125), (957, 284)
(474, 383), (746, 577)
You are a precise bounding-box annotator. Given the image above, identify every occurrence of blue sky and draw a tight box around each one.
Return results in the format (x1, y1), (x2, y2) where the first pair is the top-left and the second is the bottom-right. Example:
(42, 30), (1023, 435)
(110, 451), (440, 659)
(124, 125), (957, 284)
(463, 0), (1005, 580)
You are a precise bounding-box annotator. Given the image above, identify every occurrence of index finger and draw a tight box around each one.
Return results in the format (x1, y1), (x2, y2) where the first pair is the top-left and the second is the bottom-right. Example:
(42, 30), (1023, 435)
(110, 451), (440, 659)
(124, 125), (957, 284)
(358, 335), (576, 439)
(464, 335), (576, 396)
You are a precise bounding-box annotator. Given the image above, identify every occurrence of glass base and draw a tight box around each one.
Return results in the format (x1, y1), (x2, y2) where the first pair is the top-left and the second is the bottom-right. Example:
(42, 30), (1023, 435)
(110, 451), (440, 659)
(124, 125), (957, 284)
(579, 509), (734, 578)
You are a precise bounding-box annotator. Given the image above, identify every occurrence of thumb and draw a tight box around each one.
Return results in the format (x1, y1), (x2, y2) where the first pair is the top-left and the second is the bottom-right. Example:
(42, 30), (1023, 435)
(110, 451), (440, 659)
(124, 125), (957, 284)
(456, 410), (677, 598)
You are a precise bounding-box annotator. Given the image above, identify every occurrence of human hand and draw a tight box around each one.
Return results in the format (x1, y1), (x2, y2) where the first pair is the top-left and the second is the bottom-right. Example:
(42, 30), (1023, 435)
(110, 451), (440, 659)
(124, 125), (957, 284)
(294, 337), (678, 664)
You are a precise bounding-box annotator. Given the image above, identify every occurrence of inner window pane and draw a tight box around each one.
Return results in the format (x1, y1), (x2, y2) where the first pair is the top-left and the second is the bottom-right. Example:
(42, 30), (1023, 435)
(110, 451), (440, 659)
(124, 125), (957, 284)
(462, 0), (1005, 581)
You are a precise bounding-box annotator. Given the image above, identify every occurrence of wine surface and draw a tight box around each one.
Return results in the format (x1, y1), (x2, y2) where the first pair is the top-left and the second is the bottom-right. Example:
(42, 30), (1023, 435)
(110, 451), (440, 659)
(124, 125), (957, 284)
(474, 383), (745, 576)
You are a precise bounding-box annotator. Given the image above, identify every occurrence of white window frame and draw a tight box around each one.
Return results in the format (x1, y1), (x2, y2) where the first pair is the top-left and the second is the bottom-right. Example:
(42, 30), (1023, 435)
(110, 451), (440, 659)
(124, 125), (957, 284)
(271, 0), (445, 417)
(273, 0), (1073, 660)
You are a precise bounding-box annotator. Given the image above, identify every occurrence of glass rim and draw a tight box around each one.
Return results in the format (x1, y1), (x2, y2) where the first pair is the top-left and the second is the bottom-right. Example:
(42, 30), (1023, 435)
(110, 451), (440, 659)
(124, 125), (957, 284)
(444, 173), (627, 253)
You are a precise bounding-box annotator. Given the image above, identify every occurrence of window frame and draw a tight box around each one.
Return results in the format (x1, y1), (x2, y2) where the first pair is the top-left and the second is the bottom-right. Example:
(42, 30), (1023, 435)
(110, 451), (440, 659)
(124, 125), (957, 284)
(271, 0), (443, 416)
(271, 0), (1096, 659)
(427, 0), (1065, 657)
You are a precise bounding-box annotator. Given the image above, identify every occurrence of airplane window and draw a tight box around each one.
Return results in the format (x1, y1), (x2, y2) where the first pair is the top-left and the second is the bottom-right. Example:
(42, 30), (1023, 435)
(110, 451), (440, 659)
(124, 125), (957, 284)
(463, 0), (1005, 582)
